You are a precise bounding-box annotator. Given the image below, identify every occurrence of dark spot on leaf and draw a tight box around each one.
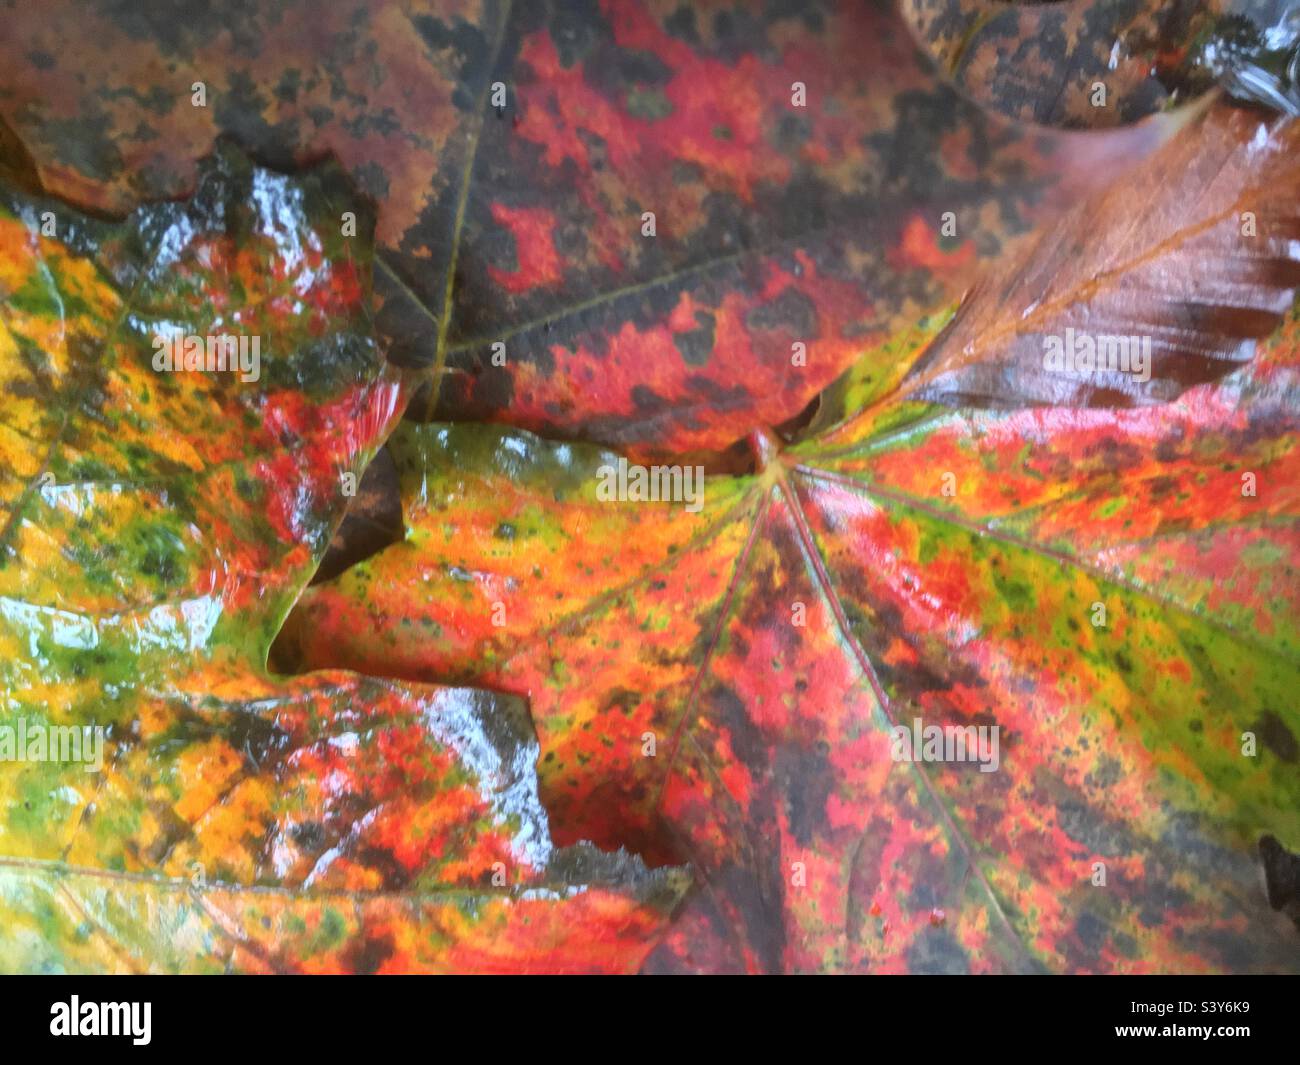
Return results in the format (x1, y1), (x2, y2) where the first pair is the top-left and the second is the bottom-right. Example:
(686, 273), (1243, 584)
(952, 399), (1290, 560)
(1259, 834), (1300, 928)
(342, 933), (395, 976)
(312, 446), (404, 585)
(673, 310), (715, 367)
(1252, 710), (1298, 763)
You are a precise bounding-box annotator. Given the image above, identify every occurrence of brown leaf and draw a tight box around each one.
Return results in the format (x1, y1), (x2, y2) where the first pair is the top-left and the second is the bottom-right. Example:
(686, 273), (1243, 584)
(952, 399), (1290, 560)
(900, 103), (1300, 408)
(0, 0), (1187, 457)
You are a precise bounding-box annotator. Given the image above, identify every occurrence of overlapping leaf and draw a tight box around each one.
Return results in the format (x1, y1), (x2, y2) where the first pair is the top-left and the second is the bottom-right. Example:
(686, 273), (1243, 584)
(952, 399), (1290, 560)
(276, 302), (1300, 974)
(903, 104), (1300, 408)
(800, 103), (1300, 426)
(0, 0), (1189, 455)
(0, 149), (685, 973)
(902, 0), (1300, 125)
(2, 0), (1296, 978)
(901, 0), (1206, 127)
(277, 108), (1300, 972)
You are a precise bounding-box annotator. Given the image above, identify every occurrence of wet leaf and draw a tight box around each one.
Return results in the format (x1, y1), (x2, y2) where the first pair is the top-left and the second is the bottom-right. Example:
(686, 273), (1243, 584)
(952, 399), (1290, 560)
(902, 0), (1300, 125)
(3, 0), (1297, 978)
(901, 0), (1207, 127)
(278, 285), (1300, 972)
(276, 103), (1300, 968)
(0, 150), (685, 973)
(897, 103), (1300, 410)
(0, 0), (1184, 455)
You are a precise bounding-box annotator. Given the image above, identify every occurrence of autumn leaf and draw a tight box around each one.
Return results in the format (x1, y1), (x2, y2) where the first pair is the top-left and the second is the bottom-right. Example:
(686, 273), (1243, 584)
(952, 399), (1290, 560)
(902, 0), (1300, 126)
(0, 147), (686, 974)
(0, 674), (688, 974)
(795, 102), (1300, 432)
(275, 300), (1300, 974)
(900, 103), (1300, 408)
(2, 0), (1297, 980)
(902, 0), (1203, 127)
(0, 0), (1191, 456)
(276, 107), (1300, 973)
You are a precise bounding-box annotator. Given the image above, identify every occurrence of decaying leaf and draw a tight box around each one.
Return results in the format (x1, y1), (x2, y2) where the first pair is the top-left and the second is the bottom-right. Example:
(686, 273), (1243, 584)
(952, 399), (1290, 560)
(897, 103), (1300, 409)
(0, 0), (1190, 456)
(902, 0), (1300, 125)
(0, 148), (686, 973)
(901, 0), (1194, 127)
(1, 0), (1297, 979)
(276, 280), (1300, 971)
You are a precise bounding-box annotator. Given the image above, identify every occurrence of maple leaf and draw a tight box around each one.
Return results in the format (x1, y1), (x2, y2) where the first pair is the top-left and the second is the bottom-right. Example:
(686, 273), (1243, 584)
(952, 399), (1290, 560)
(2, 0), (1297, 979)
(894, 104), (1300, 408)
(0, 0), (1190, 456)
(0, 147), (687, 974)
(903, 0), (1199, 127)
(904, 0), (1300, 125)
(277, 104), (1300, 973)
